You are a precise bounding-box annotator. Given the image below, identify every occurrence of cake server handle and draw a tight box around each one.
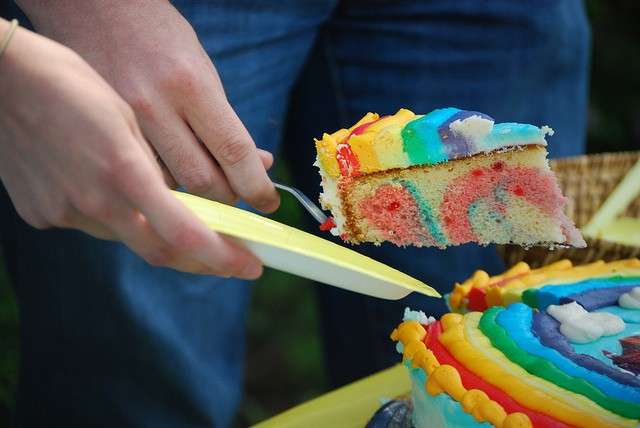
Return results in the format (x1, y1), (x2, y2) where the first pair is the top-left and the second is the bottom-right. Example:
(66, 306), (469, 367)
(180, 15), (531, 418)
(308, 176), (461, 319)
(273, 181), (328, 224)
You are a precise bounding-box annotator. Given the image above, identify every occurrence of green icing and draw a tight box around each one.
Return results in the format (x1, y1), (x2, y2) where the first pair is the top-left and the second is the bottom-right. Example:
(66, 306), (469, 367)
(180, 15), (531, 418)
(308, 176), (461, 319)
(479, 307), (640, 419)
(521, 289), (538, 308)
(397, 180), (447, 246)
(401, 114), (448, 165)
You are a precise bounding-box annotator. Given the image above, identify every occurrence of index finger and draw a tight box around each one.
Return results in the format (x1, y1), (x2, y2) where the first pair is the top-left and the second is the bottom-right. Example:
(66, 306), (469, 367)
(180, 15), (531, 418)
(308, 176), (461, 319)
(185, 95), (280, 213)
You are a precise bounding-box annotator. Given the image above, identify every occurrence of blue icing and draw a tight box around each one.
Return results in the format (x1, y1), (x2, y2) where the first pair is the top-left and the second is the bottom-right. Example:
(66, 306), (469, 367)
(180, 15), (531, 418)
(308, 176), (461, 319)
(536, 277), (640, 310)
(396, 342), (404, 354)
(406, 362), (491, 428)
(401, 108), (459, 165)
(437, 110), (493, 158)
(480, 123), (545, 150)
(497, 303), (640, 402)
(598, 305), (640, 324)
(572, 315), (640, 368)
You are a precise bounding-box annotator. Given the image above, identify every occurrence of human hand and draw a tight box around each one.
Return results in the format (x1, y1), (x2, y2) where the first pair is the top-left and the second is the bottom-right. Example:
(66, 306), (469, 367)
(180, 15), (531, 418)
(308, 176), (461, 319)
(18, 0), (280, 213)
(0, 21), (263, 279)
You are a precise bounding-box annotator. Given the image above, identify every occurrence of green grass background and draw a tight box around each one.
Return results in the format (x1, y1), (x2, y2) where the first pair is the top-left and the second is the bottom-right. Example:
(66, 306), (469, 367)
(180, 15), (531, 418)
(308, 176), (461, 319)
(1, 1), (639, 426)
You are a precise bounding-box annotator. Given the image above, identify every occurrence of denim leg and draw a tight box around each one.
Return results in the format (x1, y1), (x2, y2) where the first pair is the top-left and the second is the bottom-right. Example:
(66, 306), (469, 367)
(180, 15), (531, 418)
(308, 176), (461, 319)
(284, 0), (590, 387)
(1, 1), (336, 427)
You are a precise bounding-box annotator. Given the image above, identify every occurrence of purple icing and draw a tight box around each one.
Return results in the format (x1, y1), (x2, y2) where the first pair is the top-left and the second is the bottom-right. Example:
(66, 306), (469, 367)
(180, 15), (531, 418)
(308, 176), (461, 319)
(437, 110), (492, 158)
(532, 311), (640, 387)
(559, 286), (638, 311)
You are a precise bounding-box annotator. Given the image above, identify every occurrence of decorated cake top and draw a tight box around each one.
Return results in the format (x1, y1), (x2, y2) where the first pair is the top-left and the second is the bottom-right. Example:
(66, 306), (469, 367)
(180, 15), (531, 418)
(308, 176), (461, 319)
(393, 258), (640, 428)
(315, 108), (553, 179)
(448, 258), (640, 313)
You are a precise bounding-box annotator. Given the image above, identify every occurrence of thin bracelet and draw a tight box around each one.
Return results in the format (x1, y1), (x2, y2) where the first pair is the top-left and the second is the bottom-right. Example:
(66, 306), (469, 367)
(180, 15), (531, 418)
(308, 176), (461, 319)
(0, 19), (19, 59)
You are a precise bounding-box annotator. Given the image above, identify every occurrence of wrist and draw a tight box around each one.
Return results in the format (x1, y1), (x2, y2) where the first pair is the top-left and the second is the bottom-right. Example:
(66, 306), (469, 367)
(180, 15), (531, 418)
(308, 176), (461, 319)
(16, 0), (162, 34)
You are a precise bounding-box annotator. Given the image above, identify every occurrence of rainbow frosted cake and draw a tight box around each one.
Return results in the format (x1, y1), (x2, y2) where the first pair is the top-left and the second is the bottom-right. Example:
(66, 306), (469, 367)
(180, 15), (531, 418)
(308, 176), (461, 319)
(391, 258), (640, 428)
(315, 108), (585, 248)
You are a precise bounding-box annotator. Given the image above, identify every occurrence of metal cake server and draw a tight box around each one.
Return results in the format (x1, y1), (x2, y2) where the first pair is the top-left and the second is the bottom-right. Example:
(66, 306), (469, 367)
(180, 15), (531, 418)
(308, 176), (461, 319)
(273, 181), (328, 224)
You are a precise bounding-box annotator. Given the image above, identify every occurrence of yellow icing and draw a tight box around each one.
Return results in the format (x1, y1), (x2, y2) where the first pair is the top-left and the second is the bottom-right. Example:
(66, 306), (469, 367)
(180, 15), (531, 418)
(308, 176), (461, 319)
(391, 320), (532, 428)
(371, 124), (409, 167)
(315, 132), (340, 177)
(348, 134), (381, 173)
(438, 312), (635, 427)
(315, 110), (418, 178)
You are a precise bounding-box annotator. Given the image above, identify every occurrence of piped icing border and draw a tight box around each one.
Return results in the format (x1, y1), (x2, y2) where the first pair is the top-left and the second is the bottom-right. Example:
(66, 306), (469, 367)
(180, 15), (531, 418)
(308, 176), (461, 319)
(316, 108), (552, 179)
(448, 258), (640, 313)
(458, 313), (634, 427)
(390, 320), (533, 428)
(425, 321), (571, 427)
(482, 306), (640, 417)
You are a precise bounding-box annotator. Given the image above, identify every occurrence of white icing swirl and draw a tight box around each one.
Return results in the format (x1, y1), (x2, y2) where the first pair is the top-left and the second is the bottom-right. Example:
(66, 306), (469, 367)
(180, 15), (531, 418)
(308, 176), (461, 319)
(403, 307), (435, 326)
(619, 287), (640, 309)
(547, 301), (625, 344)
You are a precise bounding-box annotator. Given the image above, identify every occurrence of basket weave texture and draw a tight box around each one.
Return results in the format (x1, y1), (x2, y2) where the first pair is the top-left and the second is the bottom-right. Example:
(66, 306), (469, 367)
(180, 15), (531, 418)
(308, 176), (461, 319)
(497, 151), (640, 268)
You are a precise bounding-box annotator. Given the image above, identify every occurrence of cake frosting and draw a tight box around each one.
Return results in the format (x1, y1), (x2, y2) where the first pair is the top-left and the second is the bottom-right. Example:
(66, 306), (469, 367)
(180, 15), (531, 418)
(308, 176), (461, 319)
(448, 258), (640, 313)
(314, 108), (584, 248)
(315, 108), (552, 179)
(391, 258), (640, 428)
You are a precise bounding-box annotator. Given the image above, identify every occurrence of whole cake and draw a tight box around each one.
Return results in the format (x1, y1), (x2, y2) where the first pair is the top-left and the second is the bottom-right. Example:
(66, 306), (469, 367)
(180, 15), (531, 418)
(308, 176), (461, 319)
(314, 108), (585, 248)
(390, 258), (640, 428)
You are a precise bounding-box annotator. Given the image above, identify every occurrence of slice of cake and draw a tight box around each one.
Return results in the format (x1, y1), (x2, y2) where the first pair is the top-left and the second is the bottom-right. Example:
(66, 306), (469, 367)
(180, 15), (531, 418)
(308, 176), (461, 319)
(314, 108), (585, 248)
(390, 258), (640, 428)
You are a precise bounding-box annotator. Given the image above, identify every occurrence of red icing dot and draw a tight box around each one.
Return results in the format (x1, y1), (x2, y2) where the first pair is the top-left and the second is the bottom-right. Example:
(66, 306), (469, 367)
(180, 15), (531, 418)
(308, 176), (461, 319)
(386, 201), (401, 211)
(472, 169), (484, 177)
(319, 217), (336, 231)
(513, 185), (525, 196)
(492, 161), (505, 171)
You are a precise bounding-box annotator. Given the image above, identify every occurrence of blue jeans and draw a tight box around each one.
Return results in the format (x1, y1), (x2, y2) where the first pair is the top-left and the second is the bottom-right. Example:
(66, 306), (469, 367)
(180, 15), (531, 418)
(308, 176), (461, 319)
(1, 1), (589, 426)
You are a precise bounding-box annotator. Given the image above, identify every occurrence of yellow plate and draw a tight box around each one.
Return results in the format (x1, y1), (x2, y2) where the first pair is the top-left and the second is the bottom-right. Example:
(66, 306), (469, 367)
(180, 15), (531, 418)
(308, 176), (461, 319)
(251, 364), (410, 428)
(173, 191), (439, 300)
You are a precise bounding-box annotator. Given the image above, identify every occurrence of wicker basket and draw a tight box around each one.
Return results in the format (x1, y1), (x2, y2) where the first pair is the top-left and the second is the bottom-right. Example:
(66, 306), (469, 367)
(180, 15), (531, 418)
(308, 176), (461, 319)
(497, 151), (640, 268)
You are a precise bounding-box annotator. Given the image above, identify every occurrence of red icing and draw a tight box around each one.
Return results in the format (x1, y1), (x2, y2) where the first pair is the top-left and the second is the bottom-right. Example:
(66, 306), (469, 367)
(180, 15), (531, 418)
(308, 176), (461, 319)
(440, 165), (565, 245)
(319, 217), (336, 232)
(425, 322), (574, 428)
(335, 117), (385, 177)
(336, 143), (361, 177)
(466, 287), (488, 312)
(350, 117), (382, 136)
(358, 184), (434, 246)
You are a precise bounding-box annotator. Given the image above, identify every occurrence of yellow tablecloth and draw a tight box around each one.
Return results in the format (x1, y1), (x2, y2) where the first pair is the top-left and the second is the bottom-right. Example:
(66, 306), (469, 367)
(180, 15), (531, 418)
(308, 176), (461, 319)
(252, 364), (410, 428)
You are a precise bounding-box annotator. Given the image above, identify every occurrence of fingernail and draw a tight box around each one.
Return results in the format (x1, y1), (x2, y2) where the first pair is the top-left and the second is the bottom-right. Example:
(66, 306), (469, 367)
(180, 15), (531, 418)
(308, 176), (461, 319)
(257, 194), (280, 213)
(240, 263), (263, 280)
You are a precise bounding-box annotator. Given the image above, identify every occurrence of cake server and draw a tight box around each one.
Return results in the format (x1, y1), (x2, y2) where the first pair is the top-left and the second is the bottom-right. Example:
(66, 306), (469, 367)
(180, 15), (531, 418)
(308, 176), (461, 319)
(272, 182), (328, 224)
(172, 190), (440, 300)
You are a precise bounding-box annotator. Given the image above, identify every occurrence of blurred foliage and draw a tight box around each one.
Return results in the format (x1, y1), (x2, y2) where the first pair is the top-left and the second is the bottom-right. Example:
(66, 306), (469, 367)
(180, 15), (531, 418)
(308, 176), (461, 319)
(585, 0), (640, 153)
(0, 258), (18, 425)
(1, 2), (639, 427)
